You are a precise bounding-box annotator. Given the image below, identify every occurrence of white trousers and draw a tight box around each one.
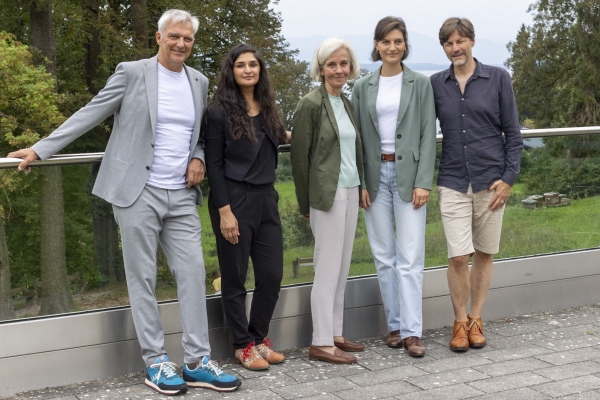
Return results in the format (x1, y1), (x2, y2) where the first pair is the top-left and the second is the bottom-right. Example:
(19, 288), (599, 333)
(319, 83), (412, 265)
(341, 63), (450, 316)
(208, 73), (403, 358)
(310, 186), (359, 346)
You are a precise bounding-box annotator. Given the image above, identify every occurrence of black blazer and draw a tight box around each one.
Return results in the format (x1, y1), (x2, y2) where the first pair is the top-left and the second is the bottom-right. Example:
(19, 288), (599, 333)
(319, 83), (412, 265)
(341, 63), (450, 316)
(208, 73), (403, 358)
(204, 104), (280, 209)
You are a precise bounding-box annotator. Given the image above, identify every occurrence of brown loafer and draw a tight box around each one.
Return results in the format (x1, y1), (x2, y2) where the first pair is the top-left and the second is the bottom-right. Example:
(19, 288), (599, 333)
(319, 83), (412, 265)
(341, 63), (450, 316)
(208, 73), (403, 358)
(308, 345), (357, 364)
(403, 336), (426, 357)
(386, 330), (403, 348)
(467, 315), (487, 348)
(450, 320), (470, 352)
(333, 338), (364, 352)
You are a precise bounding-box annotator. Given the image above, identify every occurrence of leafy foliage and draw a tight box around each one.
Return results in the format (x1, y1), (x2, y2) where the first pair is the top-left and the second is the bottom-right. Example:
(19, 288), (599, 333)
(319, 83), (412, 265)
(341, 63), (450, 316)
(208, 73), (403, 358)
(507, 0), (600, 197)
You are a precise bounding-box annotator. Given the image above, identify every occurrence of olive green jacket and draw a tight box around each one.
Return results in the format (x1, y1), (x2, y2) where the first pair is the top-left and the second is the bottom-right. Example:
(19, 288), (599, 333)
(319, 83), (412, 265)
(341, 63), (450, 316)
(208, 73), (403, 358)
(291, 84), (364, 215)
(352, 64), (436, 202)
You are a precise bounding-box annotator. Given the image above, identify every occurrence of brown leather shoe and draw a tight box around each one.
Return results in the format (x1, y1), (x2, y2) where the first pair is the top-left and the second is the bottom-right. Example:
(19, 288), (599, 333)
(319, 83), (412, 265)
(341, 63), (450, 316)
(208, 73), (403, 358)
(403, 336), (426, 357)
(308, 345), (357, 364)
(386, 330), (403, 348)
(450, 320), (470, 352)
(467, 315), (487, 348)
(333, 338), (364, 352)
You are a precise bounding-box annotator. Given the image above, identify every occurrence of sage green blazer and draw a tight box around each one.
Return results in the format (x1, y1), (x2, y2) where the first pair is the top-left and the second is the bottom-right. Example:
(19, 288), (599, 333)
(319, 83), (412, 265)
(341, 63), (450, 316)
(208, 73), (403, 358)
(352, 64), (436, 202)
(291, 84), (364, 215)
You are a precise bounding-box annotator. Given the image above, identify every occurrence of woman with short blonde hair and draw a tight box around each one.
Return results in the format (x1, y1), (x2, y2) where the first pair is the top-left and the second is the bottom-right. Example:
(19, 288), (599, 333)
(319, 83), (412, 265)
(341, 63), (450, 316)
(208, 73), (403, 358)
(291, 37), (364, 364)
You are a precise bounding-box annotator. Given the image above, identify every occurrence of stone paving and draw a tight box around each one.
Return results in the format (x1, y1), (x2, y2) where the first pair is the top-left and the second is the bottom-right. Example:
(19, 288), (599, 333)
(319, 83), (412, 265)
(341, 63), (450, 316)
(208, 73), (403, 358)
(6, 303), (600, 400)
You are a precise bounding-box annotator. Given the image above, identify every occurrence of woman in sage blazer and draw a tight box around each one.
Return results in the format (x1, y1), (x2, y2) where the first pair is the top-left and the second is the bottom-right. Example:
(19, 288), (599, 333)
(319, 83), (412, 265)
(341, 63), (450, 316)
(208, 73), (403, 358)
(290, 37), (364, 365)
(352, 17), (436, 357)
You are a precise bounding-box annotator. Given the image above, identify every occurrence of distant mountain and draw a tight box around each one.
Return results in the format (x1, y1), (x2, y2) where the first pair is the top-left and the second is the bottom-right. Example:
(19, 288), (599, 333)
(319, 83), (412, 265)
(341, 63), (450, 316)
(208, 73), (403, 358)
(359, 62), (450, 72)
(286, 32), (510, 69)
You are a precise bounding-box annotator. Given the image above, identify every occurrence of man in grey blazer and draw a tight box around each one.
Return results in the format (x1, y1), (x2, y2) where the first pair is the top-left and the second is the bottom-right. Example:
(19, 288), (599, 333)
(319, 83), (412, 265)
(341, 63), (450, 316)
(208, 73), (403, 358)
(8, 9), (241, 396)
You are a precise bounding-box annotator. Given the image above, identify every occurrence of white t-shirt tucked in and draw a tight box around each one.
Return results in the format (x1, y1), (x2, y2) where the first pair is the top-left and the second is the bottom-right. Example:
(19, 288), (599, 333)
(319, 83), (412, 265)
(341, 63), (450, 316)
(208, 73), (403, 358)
(376, 72), (403, 154)
(146, 63), (196, 189)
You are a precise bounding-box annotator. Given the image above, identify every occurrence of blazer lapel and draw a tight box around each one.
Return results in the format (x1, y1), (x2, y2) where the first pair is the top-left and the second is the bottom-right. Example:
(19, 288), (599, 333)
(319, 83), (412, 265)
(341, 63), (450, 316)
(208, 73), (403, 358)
(396, 64), (414, 130)
(143, 57), (159, 138)
(184, 64), (202, 155)
(367, 68), (381, 133)
(319, 84), (339, 138)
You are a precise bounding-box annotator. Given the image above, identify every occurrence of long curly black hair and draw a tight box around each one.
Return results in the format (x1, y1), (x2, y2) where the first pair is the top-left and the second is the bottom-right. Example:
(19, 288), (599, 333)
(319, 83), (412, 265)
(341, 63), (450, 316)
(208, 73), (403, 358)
(208, 43), (285, 143)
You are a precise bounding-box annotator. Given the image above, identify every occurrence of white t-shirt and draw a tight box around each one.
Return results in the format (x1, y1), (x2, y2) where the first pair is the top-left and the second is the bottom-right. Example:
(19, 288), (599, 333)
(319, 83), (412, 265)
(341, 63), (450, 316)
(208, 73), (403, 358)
(376, 72), (403, 154)
(146, 63), (196, 189)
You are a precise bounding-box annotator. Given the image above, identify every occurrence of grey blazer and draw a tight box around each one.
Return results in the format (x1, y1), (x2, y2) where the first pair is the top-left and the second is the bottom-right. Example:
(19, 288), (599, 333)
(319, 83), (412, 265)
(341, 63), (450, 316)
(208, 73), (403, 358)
(31, 56), (208, 207)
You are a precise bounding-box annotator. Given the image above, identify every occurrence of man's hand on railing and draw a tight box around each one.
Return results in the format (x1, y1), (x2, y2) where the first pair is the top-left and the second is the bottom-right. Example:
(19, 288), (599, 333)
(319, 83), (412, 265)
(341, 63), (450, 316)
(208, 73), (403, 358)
(7, 148), (39, 174)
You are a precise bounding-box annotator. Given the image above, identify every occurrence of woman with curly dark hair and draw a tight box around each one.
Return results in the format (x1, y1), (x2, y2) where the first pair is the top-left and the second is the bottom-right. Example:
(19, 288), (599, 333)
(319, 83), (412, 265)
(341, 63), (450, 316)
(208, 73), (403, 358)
(204, 43), (289, 371)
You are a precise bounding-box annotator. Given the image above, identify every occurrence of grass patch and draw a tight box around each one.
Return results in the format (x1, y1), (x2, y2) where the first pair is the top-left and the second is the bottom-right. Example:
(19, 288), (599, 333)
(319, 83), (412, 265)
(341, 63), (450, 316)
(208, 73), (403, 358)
(32, 181), (598, 314)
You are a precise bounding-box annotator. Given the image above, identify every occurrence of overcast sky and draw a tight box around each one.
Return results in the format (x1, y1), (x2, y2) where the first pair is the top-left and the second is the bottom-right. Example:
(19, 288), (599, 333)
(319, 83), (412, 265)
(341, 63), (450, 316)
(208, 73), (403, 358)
(272, 0), (535, 45)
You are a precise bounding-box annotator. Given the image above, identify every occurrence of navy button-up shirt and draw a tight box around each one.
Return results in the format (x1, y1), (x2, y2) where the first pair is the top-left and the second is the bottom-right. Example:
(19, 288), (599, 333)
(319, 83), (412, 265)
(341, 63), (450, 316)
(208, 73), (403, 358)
(430, 60), (523, 193)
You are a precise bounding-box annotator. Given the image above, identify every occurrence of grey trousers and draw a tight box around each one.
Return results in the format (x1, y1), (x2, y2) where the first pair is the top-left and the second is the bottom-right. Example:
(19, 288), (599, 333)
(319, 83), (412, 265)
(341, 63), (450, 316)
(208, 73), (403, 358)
(113, 185), (210, 367)
(310, 186), (359, 346)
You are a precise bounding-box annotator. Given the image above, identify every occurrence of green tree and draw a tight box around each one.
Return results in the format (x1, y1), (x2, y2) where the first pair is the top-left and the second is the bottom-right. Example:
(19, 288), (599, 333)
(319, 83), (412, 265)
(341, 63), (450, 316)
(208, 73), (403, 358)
(0, 0), (310, 310)
(507, 0), (600, 197)
(0, 32), (66, 319)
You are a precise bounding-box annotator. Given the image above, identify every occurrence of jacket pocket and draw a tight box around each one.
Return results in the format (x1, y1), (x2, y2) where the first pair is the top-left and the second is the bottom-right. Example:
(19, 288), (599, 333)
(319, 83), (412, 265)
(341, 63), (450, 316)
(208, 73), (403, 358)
(413, 149), (420, 161)
(308, 169), (325, 203)
(104, 156), (129, 195)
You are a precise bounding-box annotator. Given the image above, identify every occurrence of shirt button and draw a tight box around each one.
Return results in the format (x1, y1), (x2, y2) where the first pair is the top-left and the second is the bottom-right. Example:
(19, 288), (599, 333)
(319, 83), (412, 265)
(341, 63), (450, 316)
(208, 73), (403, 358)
(461, 98), (464, 101)
(462, 114), (465, 117)
(463, 130), (466, 133)
(397, 134), (402, 139)
(146, 166), (150, 170)
(151, 143), (155, 147)
(397, 155), (402, 161)
(464, 146), (467, 148)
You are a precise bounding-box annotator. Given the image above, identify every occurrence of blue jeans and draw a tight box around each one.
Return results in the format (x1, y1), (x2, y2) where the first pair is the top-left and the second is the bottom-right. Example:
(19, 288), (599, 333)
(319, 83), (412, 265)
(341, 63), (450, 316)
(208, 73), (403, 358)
(364, 162), (425, 337)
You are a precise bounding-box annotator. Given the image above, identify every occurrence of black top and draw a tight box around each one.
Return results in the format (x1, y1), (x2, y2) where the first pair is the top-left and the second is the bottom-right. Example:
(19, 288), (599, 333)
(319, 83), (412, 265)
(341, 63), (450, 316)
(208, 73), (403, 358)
(204, 105), (281, 209)
(243, 113), (277, 185)
(430, 59), (523, 193)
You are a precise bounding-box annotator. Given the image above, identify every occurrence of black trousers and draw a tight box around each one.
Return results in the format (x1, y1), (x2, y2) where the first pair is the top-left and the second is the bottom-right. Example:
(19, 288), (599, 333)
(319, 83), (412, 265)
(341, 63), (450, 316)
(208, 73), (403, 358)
(208, 180), (284, 349)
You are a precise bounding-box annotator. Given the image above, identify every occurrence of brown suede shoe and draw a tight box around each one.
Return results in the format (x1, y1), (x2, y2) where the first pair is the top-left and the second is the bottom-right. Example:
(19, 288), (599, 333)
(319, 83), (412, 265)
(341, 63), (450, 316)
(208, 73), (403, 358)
(234, 343), (269, 370)
(333, 338), (364, 352)
(386, 330), (403, 348)
(403, 336), (426, 357)
(450, 320), (470, 352)
(467, 315), (487, 348)
(308, 345), (357, 364)
(256, 338), (286, 364)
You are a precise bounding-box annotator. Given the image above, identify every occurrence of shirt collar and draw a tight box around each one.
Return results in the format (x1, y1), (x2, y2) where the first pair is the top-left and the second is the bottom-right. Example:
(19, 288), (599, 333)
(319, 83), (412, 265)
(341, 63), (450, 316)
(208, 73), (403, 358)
(443, 58), (490, 82)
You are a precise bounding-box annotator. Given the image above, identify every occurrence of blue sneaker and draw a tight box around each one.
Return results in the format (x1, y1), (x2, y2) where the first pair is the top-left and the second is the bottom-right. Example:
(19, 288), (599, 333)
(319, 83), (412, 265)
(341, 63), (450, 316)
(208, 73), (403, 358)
(145, 355), (188, 395)
(183, 356), (242, 392)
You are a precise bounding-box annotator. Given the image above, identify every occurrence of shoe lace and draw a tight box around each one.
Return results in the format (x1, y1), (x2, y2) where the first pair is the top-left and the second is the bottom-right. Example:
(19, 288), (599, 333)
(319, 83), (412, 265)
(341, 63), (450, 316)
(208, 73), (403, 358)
(262, 338), (273, 348)
(149, 361), (179, 382)
(467, 319), (480, 332)
(202, 359), (223, 378)
(242, 342), (256, 361)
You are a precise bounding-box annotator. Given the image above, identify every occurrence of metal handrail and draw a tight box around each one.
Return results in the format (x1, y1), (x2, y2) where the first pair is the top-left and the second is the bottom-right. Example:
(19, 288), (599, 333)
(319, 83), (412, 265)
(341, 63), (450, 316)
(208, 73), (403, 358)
(1, 126), (599, 169)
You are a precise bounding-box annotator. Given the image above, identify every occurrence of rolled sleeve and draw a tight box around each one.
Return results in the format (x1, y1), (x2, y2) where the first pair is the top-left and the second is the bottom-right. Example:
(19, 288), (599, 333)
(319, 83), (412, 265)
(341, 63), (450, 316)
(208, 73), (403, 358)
(499, 71), (523, 186)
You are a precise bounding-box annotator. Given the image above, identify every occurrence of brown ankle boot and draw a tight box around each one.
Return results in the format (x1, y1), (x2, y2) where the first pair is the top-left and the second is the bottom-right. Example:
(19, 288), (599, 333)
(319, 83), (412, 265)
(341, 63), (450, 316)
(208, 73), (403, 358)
(467, 315), (486, 348)
(450, 320), (469, 352)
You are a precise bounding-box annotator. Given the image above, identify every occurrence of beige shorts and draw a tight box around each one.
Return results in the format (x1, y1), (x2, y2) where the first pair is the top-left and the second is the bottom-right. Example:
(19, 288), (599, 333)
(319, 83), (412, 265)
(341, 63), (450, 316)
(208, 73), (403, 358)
(437, 184), (505, 258)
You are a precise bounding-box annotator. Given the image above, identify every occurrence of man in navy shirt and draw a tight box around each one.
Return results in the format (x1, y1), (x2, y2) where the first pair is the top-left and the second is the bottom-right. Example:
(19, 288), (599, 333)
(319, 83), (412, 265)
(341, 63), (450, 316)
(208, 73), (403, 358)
(430, 17), (522, 352)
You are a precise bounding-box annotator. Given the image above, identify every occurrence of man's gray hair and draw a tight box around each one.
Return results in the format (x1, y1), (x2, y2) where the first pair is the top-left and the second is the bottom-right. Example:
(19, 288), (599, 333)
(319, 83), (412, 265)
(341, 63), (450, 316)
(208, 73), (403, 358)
(309, 37), (360, 82)
(158, 9), (199, 34)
